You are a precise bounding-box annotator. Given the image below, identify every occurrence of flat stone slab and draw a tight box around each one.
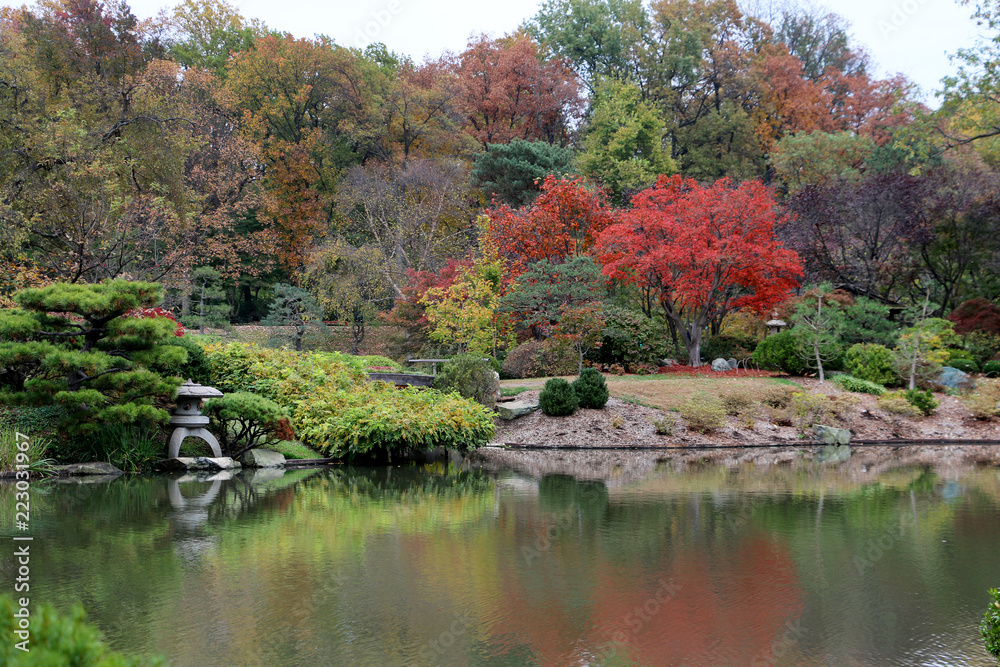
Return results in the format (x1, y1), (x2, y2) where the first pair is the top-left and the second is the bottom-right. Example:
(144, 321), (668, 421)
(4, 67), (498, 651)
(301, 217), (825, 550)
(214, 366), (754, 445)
(239, 448), (286, 468)
(156, 457), (241, 472)
(51, 462), (123, 476)
(496, 399), (540, 420)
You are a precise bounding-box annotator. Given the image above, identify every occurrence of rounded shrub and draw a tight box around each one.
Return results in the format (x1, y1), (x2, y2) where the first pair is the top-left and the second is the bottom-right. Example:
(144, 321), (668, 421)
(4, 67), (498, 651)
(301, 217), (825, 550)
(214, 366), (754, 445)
(844, 343), (896, 386)
(904, 389), (939, 416)
(433, 353), (500, 409)
(159, 336), (211, 383)
(539, 378), (579, 416)
(572, 368), (609, 409)
(831, 373), (887, 396)
(948, 358), (980, 374)
(752, 331), (807, 375)
(984, 360), (1000, 378)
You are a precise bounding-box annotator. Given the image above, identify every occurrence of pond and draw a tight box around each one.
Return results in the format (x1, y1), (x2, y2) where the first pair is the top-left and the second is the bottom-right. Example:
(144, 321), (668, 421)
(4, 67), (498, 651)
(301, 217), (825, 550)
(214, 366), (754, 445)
(2, 461), (998, 666)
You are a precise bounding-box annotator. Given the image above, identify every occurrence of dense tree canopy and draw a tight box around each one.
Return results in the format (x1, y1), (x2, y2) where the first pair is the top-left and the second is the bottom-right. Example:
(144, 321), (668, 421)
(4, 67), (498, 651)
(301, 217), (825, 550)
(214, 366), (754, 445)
(0, 0), (998, 378)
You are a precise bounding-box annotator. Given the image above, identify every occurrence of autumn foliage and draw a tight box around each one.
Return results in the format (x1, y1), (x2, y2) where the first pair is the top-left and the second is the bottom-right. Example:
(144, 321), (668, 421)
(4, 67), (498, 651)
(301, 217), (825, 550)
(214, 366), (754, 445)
(483, 176), (616, 273)
(597, 175), (803, 365)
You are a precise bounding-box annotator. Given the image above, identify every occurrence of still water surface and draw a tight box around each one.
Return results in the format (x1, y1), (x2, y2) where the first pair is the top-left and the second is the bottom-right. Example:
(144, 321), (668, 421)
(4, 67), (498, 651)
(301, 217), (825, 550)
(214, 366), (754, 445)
(3, 462), (999, 666)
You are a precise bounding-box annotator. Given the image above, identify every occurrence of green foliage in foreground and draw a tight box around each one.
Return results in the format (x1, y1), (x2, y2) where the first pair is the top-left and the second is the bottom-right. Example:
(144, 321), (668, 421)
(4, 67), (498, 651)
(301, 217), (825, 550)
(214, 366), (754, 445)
(203, 343), (494, 458)
(0, 426), (50, 474)
(982, 588), (1000, 660)
(539, 378), (579, 416)
(831, 374), (887, 396)
(0, 595), (166, 666)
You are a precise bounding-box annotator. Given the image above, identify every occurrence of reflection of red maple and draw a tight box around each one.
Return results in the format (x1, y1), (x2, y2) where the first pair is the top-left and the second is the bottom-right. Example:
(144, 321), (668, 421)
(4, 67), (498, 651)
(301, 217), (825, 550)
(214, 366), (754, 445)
(486, 535), (803, 666)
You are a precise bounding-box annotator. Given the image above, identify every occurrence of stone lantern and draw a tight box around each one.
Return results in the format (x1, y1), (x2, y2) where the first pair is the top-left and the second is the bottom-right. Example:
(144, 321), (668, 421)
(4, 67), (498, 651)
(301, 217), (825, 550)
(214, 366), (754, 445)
(168, 379), (224, 458)
(766, 309), (787, 336)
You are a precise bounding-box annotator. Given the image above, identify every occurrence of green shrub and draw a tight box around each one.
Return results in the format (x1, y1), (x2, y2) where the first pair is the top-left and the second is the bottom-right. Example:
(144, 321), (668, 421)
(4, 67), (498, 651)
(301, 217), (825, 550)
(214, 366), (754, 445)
(501, 338), (577, 379)
(758, 383), (798, 408)
(539, 378), (579, 416)
(651, 415), (675, 435)
(433, 354), (500, 409)
(203, 392), (295, 459)
(878, 391), (922, 417)
(844, 343), (896, 386)
(593, 306), (667, 368)
(679, 394), (726, 433)
(752, 331), (807, 375)
(948, 358), (979, 374)
(904, 389), (938, 416)
(571, 368), (609, 409)
(831, 374), (887, 396)
(985, 360), (1000, 378)
(0, 594), (166, 666)
(982, 587), (1000, 660)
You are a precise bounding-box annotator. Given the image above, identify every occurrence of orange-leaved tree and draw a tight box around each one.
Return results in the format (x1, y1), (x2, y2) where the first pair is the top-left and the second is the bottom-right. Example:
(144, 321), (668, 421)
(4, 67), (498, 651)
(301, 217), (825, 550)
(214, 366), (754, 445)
(482, 175), (616, 275)
(597, 175), (803, 366)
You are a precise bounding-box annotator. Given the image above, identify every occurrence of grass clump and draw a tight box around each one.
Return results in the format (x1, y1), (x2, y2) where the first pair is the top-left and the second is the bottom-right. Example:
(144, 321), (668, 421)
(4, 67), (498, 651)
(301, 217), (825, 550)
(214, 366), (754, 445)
(679, 393), (727, 433)
(651, 415), (675, 435)
(539, 378), (579, 416)
(962, 379), (1000, 419)
(572, 368), (610, 409)
(0, 426), (51, 474)
(790, 392), (832, 434)
(831, 374), (887, 395)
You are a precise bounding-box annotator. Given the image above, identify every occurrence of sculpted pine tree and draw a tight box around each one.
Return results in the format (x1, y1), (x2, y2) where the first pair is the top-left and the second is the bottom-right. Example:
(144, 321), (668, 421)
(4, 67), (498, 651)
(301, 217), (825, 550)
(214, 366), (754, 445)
(0, 280), (185, 435)
(261, 284), (325, 352)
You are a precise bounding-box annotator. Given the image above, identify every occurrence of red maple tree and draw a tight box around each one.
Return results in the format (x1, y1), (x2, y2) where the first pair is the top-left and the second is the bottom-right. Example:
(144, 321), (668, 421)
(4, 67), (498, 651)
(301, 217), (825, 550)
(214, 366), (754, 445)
(597, 175), (803, 366)
(483, 175), (616, 275)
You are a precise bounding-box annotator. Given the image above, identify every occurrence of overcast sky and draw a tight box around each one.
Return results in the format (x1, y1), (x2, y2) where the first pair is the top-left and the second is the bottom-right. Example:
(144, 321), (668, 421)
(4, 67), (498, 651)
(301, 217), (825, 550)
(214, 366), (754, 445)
(14, 0), (990, 106)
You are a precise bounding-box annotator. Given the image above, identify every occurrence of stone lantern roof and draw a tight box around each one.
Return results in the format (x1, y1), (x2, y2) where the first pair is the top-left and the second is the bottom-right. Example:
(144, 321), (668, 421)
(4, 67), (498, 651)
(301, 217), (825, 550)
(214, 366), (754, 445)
(765, 310), (787, 335)
(175, 379), (223, 400)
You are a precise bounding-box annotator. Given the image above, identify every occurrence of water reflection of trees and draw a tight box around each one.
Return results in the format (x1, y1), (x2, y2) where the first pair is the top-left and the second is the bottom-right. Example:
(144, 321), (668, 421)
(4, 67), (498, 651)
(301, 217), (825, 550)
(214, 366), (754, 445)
(4, 465), (1000, 665)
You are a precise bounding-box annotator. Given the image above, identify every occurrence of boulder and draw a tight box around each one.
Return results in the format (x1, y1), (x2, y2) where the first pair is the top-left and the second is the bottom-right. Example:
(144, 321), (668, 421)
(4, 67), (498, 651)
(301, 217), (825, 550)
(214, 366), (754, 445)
(156, 457), (240, 471)
(239, 448), (286, 468)
(813, 424), (851, 445)
(711, 358), (732, 372)
(727, 358), (738, 370)
(936, 366), (975, 390)
(496, 399), (540, 420)
(52, 462), (123, 476)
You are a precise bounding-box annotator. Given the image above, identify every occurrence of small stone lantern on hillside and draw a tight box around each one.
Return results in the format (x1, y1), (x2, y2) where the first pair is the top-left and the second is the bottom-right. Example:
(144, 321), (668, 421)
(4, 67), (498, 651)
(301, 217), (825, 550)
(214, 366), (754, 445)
(766, 310), (787, 336)
(168, 380), (224, 458)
